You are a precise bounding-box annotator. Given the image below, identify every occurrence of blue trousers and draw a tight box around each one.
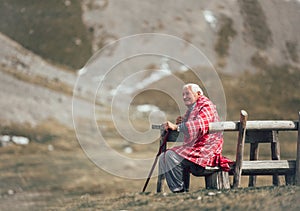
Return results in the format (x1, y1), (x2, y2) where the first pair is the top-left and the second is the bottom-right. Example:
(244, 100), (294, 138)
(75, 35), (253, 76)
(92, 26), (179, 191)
(158, 150), (205, 192)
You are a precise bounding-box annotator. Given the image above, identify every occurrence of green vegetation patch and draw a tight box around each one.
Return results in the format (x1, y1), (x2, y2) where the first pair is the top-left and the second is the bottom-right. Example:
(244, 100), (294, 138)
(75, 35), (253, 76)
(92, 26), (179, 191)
(286, 40), (299, 63)
(0, 0), (92, 70)
(215, 14), (237, 58)
(238, 0), (273, 49)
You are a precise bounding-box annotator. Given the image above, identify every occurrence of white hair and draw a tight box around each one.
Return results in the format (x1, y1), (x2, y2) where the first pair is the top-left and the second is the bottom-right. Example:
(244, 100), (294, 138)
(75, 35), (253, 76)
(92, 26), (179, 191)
(183, 83), (203, 95)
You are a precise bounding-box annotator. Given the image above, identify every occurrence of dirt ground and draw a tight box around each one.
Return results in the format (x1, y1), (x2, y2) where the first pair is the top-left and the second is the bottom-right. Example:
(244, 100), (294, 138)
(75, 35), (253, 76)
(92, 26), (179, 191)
(66, 186), (300, 211)
(0, 125), (299, 211)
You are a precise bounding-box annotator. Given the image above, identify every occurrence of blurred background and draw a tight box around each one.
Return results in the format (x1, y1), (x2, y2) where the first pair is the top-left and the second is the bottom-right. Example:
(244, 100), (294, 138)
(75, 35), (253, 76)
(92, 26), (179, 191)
(0, 0), (299, 210)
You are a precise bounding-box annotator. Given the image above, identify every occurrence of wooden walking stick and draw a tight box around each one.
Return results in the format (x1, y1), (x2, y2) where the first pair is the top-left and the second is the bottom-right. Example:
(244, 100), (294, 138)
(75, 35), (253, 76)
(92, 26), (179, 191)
(142, 129), (169, 192)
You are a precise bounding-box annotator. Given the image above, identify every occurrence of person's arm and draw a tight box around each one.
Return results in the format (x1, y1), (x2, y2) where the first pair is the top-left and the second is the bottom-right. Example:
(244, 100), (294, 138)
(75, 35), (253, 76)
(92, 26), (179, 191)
(175, 116), (188, 134)
(164, 117), (188, 133)
(177, 122), (188, 133)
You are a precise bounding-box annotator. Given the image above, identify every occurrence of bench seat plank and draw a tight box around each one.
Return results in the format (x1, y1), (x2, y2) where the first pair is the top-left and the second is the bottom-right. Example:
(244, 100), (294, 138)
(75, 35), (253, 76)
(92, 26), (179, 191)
(238, 160), (296, 175)
(194, 160), (296, 177)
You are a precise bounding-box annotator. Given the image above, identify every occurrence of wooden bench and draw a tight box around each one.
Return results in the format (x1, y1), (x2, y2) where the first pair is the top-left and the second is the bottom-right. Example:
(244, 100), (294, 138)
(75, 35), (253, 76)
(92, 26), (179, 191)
(153, 110), (300, 192)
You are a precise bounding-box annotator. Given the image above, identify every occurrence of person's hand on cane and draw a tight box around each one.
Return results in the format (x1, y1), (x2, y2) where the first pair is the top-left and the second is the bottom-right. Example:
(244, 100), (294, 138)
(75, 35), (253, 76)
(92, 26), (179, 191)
(164, 116), (182, 132)
(164, 121), (178, 131)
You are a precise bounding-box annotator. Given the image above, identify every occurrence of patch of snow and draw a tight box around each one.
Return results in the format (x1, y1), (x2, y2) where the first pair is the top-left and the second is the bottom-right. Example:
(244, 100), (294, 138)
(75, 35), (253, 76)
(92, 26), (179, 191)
(0, 135), (10, 142)
(48, 144), (54, 151)
(11, 136), (30, 145)
(111, 57), (172, 96)
(123, 146), (133, 154)
(0, 135), (12, 147)
(203, 10), (217, 29)
(179, 65), (189, 72)
(136, 104), (160, 113)
(7, 189), (14, 195)
(77, 68), (87, 76)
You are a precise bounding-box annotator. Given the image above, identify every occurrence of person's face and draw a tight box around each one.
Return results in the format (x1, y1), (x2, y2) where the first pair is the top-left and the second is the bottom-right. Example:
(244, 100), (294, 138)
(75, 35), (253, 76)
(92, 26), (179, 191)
(182, 87), (200, 107)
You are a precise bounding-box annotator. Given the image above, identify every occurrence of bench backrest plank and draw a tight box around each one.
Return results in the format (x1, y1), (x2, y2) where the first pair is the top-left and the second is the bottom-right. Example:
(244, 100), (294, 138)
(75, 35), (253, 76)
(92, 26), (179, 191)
(153, 121), (298, 133)
(209, 120), (298, 132)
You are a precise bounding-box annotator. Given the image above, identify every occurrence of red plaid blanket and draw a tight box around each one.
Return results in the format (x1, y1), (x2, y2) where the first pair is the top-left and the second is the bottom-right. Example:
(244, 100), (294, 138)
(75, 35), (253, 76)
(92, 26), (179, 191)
(171, 95), (233, 171)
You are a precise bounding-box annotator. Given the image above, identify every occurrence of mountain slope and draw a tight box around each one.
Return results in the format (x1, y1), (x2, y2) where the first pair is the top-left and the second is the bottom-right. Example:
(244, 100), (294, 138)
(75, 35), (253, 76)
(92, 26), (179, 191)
(0, 33), (90, 128)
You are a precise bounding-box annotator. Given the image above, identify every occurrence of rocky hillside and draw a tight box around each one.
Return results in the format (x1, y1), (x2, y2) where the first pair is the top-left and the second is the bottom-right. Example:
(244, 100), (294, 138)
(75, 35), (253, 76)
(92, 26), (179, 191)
(1, 0), (299, 72)
(82, 0), (300, 74)
(0, 0), (299, 127)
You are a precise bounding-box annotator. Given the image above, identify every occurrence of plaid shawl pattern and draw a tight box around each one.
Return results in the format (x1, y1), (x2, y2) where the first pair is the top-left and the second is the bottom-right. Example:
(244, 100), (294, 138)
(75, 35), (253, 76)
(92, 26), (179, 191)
(171, 95), (232, 171)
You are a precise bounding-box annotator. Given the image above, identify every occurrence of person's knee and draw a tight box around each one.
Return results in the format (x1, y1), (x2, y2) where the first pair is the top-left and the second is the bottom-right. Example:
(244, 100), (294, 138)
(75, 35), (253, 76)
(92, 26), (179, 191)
(159, 150), (172, 163)
(165, 150), (183, 164)
(158, 153), (164, 164)
(166, 150), (179, 158)
(164, 150), (173, 159)
(159, 151), (176, 171)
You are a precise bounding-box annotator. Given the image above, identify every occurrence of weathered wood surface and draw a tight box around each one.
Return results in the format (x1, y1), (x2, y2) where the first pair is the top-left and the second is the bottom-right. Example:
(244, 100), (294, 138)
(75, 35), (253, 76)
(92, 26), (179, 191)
(153, 111), (300, 190)
(240, 160), (296, 175)
(209, 120), (298, 132)
(233, 110), (248, 188)
(201, 160), (296, 175)
(156, 130), (167, 193)
(271, 132), (284, 186)
(295, 112), (300, 185)
(152, 124), (163, 130)
(205, 171), (230, 190)
(156, 173), (165, 193)
(245, 130), (277, 143)
(249, 142), (259, 187)
(203, 160), (296, 174)
(153, 120), (298, 133)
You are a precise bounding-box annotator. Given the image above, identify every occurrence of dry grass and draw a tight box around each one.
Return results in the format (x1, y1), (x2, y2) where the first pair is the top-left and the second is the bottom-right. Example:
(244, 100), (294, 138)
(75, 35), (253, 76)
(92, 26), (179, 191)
(65, 186), (300, 211)
(0, 66), (73, 97)
(2, 143), (299, 210)
(0, 105), (299, 210)
(221, 63), (300, 120)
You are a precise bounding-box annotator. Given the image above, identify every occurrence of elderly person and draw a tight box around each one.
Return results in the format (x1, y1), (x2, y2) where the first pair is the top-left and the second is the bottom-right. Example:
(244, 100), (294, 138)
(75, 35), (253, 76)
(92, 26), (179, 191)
(159, 83), (231, 193)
